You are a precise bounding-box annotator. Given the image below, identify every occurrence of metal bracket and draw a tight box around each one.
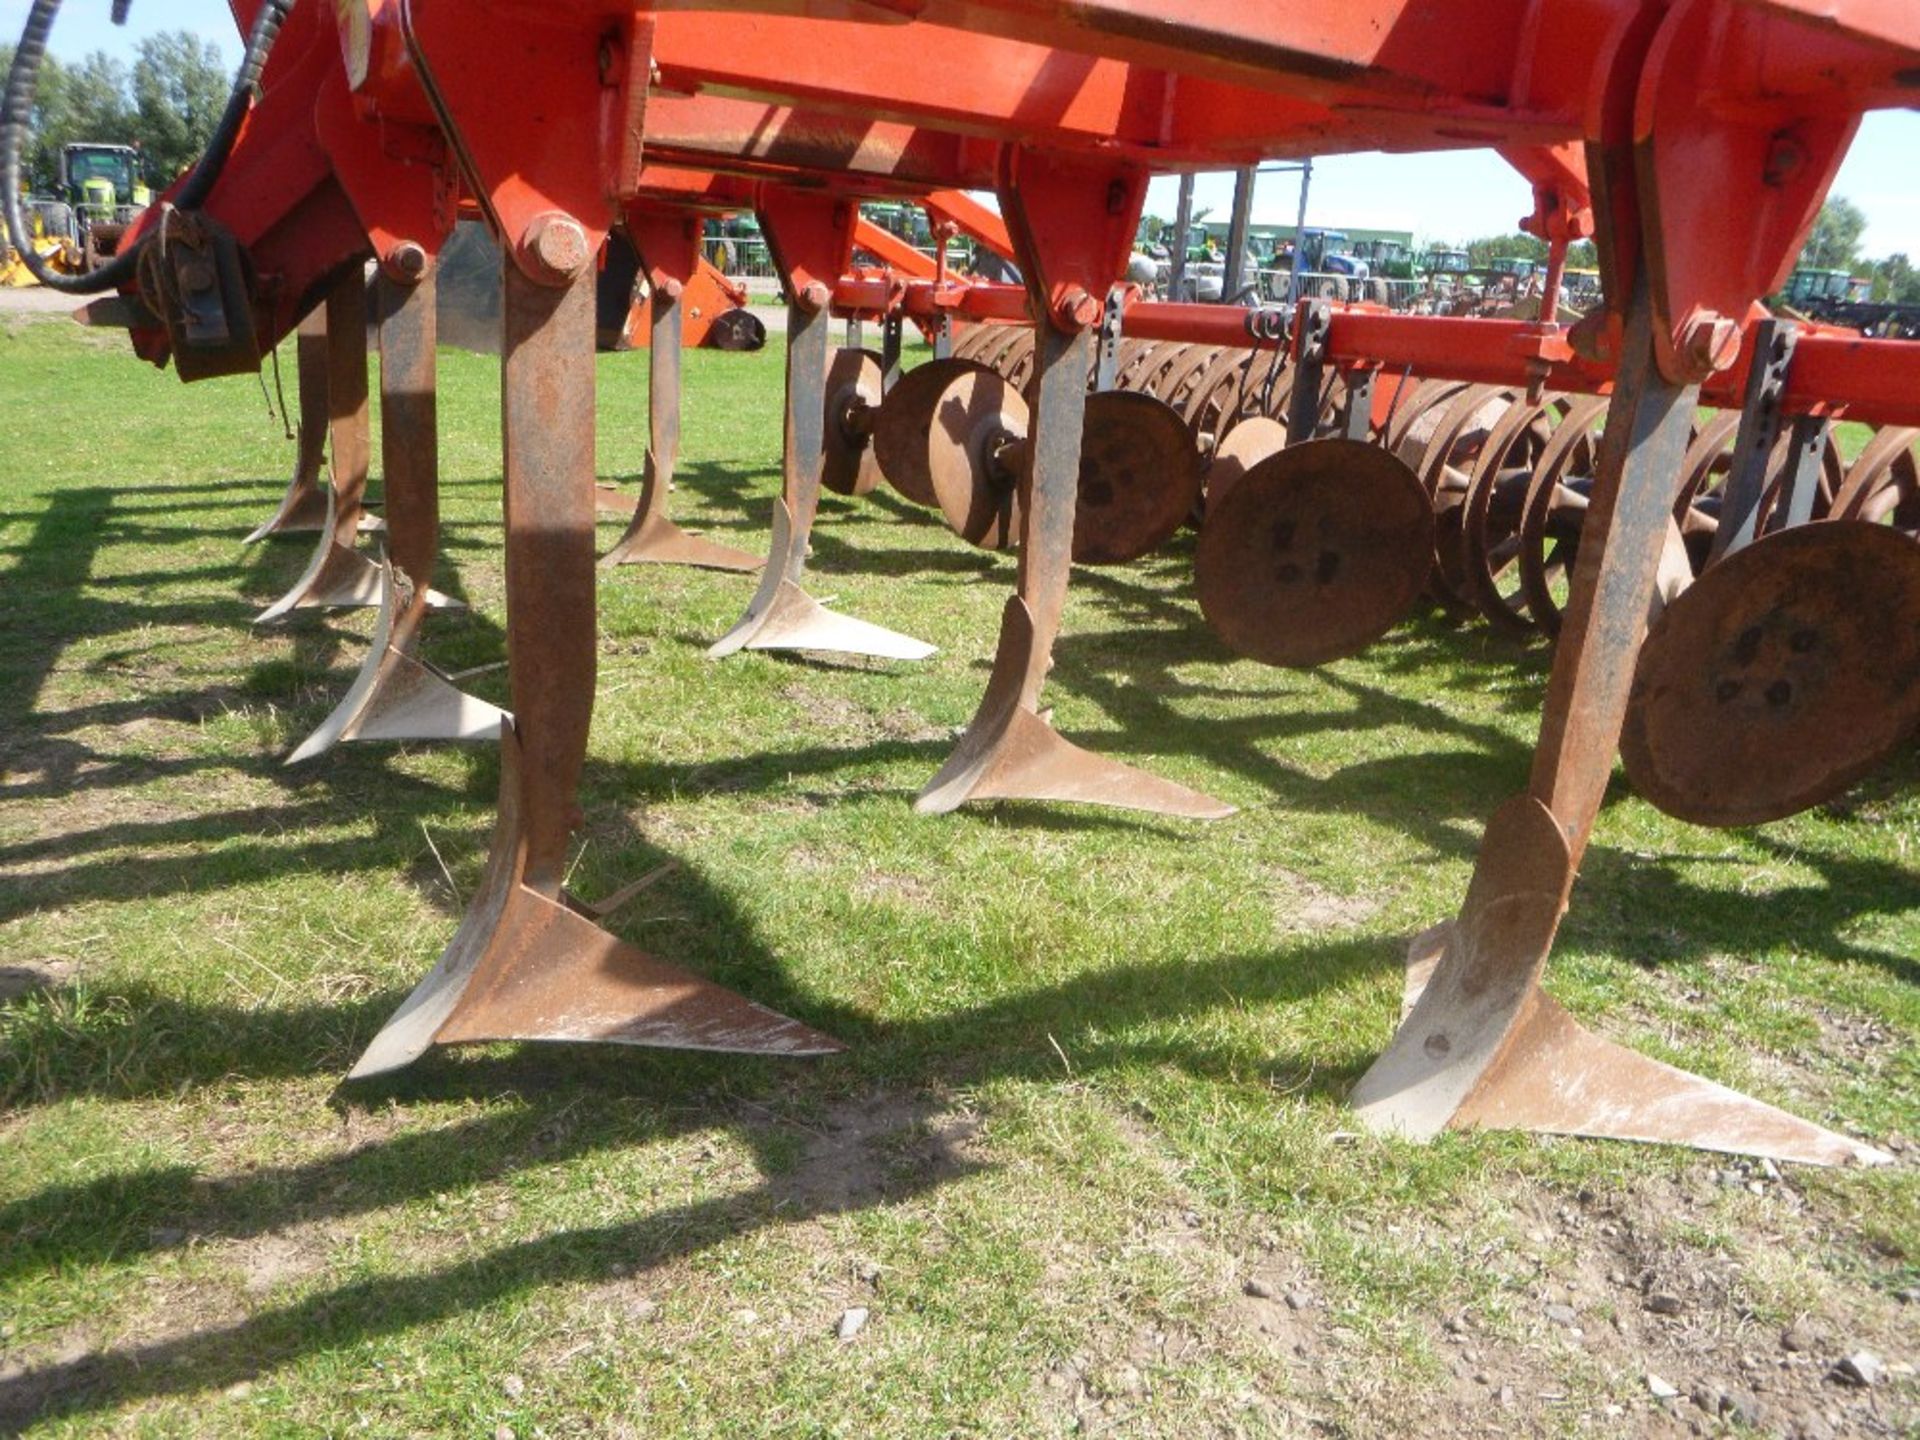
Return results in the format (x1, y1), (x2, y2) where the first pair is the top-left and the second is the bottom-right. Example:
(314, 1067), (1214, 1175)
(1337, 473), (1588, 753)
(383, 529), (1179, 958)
(881, 309), (905, 393)
(1286, 299), (1332, 442)
(1340, 368), (1375, 441)
(932, 311), (953, 361)
(1768, 414), (1829, 536)
(1093, 285), (1125, 393)
(1709, 318), (1797, 565)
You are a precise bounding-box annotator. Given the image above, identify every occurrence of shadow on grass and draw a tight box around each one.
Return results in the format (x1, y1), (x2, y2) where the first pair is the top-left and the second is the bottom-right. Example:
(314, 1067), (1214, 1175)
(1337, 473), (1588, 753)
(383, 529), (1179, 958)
(2, 457), (1913, 1430)
(0, 908), (1385, 1429)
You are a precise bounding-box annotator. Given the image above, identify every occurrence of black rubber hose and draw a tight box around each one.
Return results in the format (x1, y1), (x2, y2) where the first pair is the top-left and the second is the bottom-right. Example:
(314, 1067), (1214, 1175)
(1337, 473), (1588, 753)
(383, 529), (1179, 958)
(3, 0), (295, 295)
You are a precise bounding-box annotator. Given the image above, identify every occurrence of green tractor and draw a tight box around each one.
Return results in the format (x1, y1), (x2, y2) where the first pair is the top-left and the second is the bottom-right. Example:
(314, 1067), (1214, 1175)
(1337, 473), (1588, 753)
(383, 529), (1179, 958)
(59, 142), (151, 269)
(1352, 237), (1415, 281)
(1781, 267), (1867, 309)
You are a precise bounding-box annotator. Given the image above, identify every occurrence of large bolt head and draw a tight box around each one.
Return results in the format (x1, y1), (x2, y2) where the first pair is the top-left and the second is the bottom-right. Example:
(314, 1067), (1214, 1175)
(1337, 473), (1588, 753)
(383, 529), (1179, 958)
(797, 279), (832, 312)
(521, 213), (591, 283)
(1681, 311), (1741, 374)
(384, 241), (429, 283)
(1053, 286), (1101, 330)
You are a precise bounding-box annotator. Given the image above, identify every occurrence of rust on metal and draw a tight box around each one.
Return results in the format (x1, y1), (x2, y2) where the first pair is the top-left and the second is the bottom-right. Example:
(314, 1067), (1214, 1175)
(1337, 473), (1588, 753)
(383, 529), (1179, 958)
(286, 263), (498, 765)
(244, 304), (333, 542)
(1621, 520), (1920, 826)
(1203, 415), (1285, 511)
(1355, 796), (1889, 1166)
(355, 257), (838, 1075)
(1195, 438), (1434, 667)
(872, 357), (994, 507)
(710, 295), (933, 660)
(926, 362), (1029, 550)
(1071, 390), (1202, 564)
(821, 347), (885, 496)
(602, 278), (763, 572)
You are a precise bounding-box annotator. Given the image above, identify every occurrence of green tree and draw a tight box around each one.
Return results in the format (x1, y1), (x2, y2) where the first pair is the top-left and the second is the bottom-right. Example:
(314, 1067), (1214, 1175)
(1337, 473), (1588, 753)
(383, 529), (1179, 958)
(1464, 232), (1549, 266)
(131, 31), (228, 183)
(1870, 252), (1920, 305)
(1, 45), (136, 192)
(1798, 196), (1867, 272)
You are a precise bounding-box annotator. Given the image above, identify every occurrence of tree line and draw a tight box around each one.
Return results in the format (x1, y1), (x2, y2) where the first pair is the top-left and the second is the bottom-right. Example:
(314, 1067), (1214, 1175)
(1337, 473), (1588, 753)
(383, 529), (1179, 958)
(1456, 197), (1916, 303)
(1, 34), (229, 194)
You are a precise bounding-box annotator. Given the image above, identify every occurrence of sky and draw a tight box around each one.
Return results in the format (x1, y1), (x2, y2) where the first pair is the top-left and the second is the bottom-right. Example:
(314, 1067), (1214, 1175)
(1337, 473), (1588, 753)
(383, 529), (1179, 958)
(9, 0), (1917, 258)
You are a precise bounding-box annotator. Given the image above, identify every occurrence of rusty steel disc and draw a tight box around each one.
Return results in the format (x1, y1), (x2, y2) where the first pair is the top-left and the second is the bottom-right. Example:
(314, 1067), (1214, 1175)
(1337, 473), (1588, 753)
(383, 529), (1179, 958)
(872, 357), (992, 507)
(1195, 437), (1436, 667)
(821, 347), (884, 496)
(1204, 415), (1286, 512)
(927, 364), (1030, 549)
(1074, 391), (1203, 565)
(1620, 521), (1920, 827)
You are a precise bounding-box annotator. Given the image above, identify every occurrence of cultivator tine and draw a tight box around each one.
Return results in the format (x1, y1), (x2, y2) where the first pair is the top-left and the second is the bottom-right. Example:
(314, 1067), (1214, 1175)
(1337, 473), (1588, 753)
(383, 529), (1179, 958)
(286, 264), (502, 764)
(254, 484), (386, 623)
(243, 305), (332, 542)
(286, 560), (507, 764)
(1360, 797), (1889, 1165)
(919, 321), (1232, 819)
(256, 271), (435, 623)
(709, 498), (935, 660)
(602, 283), (762, 572)
(1620, 521), (1920, 827)
(917, 594), (1233, 817)
(1350, 288), (1890, 1167)
(708, 296), (933, 660)
(353, 258), (838, 1078)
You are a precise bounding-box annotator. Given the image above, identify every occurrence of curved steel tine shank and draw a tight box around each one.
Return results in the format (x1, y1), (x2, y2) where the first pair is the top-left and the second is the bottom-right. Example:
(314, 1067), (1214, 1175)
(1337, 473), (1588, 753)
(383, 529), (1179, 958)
(603, 211), (762, 573)
(710, 189), (932, 662)
(918, 149), (1231, 820)
(287, 262), (502, 765)
(1350, 282), (1888, 1167)
(243, 304), (333, 542)
(256, 269), (390, 622)
(353, 255), (838, 1077)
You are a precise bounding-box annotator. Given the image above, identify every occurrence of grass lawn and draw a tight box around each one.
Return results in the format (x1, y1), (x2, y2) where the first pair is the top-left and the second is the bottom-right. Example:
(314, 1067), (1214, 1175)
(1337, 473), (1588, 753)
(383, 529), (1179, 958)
(0, 310), (1915, 1438)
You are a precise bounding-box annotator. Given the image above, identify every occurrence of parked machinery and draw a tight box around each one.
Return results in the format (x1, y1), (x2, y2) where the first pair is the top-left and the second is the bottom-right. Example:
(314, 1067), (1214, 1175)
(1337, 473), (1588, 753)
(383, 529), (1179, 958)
(4, 0), (1917, 1170)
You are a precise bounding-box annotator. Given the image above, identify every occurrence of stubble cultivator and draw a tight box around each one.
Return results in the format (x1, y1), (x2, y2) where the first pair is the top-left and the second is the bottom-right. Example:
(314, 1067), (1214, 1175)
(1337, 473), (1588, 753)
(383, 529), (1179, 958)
(13, 0), (1915, 1164)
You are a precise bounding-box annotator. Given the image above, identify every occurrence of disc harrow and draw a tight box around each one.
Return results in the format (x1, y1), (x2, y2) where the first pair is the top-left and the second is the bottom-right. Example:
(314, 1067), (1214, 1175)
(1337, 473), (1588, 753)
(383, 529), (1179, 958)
(8, 0), (1917, 1172)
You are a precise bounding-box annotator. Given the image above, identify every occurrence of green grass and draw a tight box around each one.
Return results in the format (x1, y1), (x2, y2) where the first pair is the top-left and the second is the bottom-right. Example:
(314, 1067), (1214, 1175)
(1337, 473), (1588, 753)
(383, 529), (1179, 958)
(1, 311), (1915, 1437)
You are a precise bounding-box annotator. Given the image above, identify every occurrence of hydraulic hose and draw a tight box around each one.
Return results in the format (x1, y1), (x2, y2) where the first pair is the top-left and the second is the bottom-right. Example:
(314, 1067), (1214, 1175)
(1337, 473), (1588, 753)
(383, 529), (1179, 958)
(3, 0), (295, 295)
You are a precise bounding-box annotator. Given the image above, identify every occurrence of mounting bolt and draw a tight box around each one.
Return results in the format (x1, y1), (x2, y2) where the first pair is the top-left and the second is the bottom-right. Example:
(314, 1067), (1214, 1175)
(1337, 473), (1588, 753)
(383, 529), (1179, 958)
(1680, 311), (1741, 374)
(797, 279), (832, 312)
(1053, 286), (1101, 329)
(655, 275), (684, 301)
(384, 241), (429, 284)
(520, 212), (591, 284)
